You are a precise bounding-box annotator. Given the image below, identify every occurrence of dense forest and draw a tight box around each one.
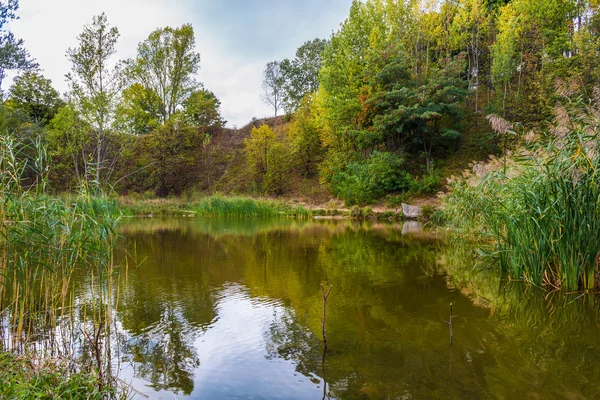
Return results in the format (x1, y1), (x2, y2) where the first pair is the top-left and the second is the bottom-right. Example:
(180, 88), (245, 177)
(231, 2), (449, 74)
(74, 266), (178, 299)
(2, 0), (599, 205)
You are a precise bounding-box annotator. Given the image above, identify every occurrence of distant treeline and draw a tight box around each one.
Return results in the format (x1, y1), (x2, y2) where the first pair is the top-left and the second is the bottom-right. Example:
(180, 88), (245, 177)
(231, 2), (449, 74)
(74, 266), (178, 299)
(3, 0), (600, 203)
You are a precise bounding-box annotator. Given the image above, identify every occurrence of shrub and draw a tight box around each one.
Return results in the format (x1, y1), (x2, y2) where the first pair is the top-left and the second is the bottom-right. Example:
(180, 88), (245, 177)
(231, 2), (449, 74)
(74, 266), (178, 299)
(408, 169), (441, 196)
(331, 151), (411, 205)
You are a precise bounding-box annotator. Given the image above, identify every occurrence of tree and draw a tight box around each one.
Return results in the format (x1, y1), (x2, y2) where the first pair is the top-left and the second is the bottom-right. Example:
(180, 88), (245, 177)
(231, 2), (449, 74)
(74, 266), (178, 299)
(244, 124), (276, 180)
(46, 104), (94, 190)
(450, 0), (491, 119)
(8, 71), (64, 124)
(491, 3), (519, 117)
(261, 61), (284, 116)
(143, 119), (202, 196)
(318, 0), (389, 162)
(280, 38), (328, 113)
(288, 98), (323, 178)
(262, 142), (289, 195)
(66, 13), (123, 184)
(114, 83), (162, 135)
(0, 0), (37, 93)
(127, 24), (201, 123)
(372, 52), (468, 173)
(181, 89), (225, 127)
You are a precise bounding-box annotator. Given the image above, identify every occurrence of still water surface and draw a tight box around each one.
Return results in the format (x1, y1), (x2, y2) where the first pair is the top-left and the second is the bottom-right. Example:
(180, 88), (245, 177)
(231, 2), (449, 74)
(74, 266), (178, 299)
(113, 218), (600, 399)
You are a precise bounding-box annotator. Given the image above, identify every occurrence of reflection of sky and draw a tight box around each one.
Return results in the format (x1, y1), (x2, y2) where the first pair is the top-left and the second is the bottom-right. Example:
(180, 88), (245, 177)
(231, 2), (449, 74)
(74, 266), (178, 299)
(119, 284), (323, 399)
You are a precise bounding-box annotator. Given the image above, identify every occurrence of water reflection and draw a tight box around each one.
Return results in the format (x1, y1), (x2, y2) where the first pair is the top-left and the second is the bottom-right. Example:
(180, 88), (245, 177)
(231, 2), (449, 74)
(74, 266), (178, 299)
(108, 218), (600, 399)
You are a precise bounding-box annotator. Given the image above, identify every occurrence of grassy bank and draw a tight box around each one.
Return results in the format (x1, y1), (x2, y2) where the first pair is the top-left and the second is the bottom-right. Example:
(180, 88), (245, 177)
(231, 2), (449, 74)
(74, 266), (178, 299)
(118, 195), (313, 218)
(0, 351), (120, 399)
(116, 194), (439, 221)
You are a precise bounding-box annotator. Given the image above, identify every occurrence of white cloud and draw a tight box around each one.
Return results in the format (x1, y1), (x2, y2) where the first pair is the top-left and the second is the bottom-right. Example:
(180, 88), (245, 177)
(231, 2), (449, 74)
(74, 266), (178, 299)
(8, 0), (185, 85)
(6, 0), (350, 127)
(194, 35), (273, 127)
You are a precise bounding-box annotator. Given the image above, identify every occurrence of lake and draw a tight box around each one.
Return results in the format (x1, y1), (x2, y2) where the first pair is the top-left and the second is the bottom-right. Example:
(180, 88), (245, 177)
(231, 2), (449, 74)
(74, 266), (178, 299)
(109, 217), (600, 399)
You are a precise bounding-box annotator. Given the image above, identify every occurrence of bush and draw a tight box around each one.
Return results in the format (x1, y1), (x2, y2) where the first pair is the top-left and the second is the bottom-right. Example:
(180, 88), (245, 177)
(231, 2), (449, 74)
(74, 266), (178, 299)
(420, 205), (435, 220)
(331, 151), (411, 205)
(378, 210), (399, 220)
(408, 169), (441, 196)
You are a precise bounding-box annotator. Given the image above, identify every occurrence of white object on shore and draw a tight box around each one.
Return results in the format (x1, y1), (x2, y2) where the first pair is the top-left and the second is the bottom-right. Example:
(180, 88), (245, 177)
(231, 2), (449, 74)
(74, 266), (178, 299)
(401, 203), (422, 219)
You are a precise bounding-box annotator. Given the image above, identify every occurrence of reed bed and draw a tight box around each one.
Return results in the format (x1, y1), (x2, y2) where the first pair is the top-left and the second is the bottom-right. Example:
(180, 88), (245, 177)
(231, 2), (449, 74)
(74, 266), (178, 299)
(446, 96), (600, 291)
(0, 135), (124, 397)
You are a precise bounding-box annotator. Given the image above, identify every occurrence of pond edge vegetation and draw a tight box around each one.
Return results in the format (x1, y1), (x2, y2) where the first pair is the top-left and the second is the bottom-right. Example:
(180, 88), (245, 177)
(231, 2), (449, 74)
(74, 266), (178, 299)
(444, 87), (600, 292)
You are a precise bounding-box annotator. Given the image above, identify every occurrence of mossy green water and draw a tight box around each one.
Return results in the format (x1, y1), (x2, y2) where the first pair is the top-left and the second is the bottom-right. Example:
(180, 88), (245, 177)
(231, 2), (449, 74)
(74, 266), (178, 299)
(108, 218), (600, 399)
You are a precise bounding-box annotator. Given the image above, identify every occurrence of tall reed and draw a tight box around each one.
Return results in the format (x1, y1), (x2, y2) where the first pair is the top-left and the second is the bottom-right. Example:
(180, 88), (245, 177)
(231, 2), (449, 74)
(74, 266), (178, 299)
(0, 134), (122, 395)
(446, 93), (600, 291)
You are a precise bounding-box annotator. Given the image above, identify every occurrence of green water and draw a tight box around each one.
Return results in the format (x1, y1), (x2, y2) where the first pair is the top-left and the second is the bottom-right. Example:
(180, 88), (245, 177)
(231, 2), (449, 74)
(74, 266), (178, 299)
(113, 218), (600, 399)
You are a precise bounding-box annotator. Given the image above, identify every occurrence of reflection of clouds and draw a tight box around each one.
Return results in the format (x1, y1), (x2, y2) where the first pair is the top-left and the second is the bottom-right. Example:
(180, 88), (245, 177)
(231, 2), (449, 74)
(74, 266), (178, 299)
(191, 284), (323, 399)
(116, 283), (324, 399)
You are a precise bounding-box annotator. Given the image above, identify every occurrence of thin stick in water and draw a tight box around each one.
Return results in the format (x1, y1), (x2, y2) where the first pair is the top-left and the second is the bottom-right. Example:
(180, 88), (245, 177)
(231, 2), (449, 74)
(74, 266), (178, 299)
(444, 303), (458, 346)
(321, 284), (332, 352)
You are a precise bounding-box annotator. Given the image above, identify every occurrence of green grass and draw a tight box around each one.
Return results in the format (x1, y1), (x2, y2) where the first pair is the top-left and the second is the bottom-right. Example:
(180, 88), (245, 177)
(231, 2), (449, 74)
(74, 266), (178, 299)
(0, 351), (122, 399)
(192, 196), (311, 217)
(118, 195), (313, 218)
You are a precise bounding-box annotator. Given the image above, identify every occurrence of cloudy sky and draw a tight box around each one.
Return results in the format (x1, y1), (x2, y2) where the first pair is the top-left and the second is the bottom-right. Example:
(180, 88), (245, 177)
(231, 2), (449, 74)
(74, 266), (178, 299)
(7, 0), (353, 127)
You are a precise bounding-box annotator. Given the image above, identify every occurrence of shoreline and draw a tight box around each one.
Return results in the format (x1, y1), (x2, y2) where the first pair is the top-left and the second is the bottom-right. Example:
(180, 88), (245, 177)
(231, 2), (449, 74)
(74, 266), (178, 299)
(115, 194), (442, 221)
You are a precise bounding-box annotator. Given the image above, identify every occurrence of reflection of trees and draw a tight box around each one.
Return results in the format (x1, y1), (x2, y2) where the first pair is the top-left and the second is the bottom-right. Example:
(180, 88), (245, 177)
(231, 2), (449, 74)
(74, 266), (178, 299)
(264, 307), (336, 399)
(121, 306), (200, 395)
(236, 226), (464, 398)
(112, 218), (600, 399)
(115, 228), (222, 395)
(442, 242), (600, 399)
(265, 308), (322, 379)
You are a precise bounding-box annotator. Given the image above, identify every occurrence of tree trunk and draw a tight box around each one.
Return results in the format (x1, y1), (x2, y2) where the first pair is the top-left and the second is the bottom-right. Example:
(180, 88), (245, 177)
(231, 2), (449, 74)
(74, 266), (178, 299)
(96, 129), (102, 184)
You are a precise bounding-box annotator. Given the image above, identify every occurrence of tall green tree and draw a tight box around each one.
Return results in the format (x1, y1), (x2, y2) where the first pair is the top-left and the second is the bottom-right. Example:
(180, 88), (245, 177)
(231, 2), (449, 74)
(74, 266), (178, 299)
(288, 98), (323, 178)
(127, 24), (201, 123)
(450, 0), (491, 118)
(0, 0), (37, 93)
(181, 89), (225, 128)
(280, 38), (328, 113)
(46, 104), (94, 190)
(372, 52), (468, 173)
(114, 83), (162, 135)
(262, 142), (289, 195)
(8, 72), (64, 124)
(144, 119), (203, 196)
(66, 13), (123, 184)
(491, 2), (519, 117)
(245, 124), (276, 180)
(319, 0), (389, 156)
